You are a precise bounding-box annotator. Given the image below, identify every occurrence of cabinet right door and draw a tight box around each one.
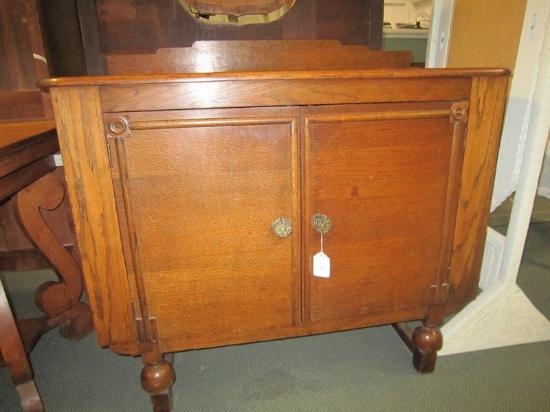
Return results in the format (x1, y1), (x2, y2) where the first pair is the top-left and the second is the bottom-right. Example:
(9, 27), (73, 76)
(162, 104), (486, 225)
(303, 102), (467, 323)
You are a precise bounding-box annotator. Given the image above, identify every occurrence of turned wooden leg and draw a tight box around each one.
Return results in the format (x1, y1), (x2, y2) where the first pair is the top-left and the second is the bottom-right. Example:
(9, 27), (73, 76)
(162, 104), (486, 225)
(14, 171), (93, 340)
(141, 349), (176, 412)
(393, 304), (444, 374)
(411, 323), (443, 373)
(0, 278), (45, 412)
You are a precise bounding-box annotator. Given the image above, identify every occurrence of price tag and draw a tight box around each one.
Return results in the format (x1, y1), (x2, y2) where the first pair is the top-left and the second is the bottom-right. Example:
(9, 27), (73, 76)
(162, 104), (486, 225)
(313, 252), (331, 278)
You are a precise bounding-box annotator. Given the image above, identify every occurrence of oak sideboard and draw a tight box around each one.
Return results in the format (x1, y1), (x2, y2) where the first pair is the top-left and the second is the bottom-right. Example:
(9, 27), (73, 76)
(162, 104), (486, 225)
(42, 66), (508, 410)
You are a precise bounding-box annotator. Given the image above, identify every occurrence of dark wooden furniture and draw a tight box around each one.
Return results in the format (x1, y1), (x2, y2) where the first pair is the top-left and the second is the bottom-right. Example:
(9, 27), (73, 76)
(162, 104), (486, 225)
(106, 40), (411, 74)
(42, 58), (508, 410)
(38, 0), (384, 76)
(0, 0), (52, 122)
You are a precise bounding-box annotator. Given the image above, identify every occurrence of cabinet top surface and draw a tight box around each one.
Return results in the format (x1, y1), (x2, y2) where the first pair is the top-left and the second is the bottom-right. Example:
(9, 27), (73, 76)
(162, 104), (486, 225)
(40, 68), (510, 89)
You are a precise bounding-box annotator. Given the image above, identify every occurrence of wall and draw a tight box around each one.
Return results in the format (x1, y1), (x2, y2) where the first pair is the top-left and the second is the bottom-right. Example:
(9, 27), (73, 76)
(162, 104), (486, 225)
(447, 0), (527, 70)
(382, 31), (427, 63)
(445, 0), (535, 211)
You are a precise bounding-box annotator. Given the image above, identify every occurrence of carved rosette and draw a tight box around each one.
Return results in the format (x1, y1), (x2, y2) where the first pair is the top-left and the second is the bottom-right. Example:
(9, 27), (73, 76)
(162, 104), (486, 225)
(450, 102), (469, 123)
(104, 114), (130, 139)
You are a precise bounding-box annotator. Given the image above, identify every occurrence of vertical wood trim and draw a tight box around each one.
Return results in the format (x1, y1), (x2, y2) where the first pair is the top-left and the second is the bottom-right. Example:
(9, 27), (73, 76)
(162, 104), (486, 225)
(447, 75), (509, 310)
(368, 0), (384, 50)
(76, 0), (107, 75)
(49, 86), (135, 348)
(499, 15), (550, 284)
(290, 116), (302, 326)
(112, 134), (153, 341)
(431, 102), (468, 305)
(300, 112), (313, 323)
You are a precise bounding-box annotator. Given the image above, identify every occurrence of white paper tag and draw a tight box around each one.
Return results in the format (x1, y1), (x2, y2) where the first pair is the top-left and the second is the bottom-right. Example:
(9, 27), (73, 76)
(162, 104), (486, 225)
(313, 252), (331, 278)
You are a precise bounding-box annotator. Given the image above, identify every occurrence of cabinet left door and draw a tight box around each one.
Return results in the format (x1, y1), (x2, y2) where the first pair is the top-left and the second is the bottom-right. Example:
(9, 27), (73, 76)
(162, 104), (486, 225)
(106, 107), (301, 351)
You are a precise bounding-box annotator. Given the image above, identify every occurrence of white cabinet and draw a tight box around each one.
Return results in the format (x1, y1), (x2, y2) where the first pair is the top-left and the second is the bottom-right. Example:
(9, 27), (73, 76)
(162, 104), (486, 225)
(384, 0), (432, 28)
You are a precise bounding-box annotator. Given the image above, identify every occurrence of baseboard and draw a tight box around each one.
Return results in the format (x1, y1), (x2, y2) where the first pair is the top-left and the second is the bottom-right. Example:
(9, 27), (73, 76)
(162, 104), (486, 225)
(440, 283), (550, 355)
(479, 228), (506, 291)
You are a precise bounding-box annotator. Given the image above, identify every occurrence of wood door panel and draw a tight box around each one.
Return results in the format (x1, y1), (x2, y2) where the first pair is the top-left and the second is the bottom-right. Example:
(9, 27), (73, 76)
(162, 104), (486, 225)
(304, 104), (464, 321)
(124, 130), (291, 272)
(108, 108), (300, 344)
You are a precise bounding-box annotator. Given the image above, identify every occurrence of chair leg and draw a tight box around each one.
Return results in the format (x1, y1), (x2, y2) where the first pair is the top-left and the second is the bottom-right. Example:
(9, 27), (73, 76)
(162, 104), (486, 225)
(16, 380), (45, 412)
(14, 171), (93, 341)
(0, 278), (45, 412)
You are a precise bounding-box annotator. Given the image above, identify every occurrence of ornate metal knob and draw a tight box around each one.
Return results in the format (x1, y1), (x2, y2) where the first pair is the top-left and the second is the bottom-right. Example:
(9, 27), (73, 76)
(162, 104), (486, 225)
(312, 214), (332, 234)
(272, 217), (293, 238)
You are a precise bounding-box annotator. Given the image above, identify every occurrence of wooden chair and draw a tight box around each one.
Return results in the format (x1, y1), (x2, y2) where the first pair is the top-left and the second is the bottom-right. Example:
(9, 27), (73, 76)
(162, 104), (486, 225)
(0, 278), (43, 411)
(0, 122), (58, 412)
(0, 120), (96, 411)
(0, 1), (93, 410)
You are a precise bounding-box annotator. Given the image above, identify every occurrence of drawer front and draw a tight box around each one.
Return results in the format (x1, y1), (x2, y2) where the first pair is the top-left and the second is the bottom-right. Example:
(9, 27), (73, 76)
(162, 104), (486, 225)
(303, 102), (466, 322)
(106, 107), (301, 348)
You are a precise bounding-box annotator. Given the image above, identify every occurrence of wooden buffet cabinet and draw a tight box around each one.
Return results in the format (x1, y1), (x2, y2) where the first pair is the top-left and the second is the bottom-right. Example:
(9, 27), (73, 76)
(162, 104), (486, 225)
(42, 65), (508, 410)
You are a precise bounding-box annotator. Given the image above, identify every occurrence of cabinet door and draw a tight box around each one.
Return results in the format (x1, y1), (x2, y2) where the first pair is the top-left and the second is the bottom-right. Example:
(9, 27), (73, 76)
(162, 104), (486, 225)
(106, 107), (300, 349)
(303, 103), (466, 323)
